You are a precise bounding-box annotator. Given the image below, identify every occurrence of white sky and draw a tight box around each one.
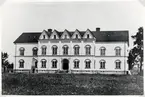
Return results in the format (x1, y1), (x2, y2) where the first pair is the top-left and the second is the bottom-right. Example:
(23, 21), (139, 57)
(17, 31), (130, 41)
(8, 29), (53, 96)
(0, 0), (145, 63)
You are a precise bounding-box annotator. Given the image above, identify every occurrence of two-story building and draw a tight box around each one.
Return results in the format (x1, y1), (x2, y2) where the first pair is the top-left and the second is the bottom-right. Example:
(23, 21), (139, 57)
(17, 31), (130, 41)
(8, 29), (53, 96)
(14, 28), (129, 74)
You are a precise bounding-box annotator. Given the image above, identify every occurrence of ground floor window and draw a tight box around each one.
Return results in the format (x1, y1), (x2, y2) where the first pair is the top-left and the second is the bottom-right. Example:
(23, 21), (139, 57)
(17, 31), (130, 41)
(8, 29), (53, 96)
(85, 59), (91, 68)
(100, 60), (105, 69)
(74, 59), (79, 68)
(115, 60), (121, 69)
(52, 59), (57, 68)
(19, 59), (24, 68)
(41, 59), (46, 68)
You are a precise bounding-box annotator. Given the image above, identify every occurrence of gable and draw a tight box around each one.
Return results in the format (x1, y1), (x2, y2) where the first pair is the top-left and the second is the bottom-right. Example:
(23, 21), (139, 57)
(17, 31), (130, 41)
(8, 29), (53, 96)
(83, 29), (94, 39)
(61, 29), (70, 39)
(72, 29), (81, 39)
(50, 30), (59, 39)
(39, 30), (49, 39)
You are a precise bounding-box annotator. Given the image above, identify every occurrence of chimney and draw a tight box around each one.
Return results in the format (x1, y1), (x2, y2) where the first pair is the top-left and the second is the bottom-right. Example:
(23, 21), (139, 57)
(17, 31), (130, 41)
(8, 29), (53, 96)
(96, 28), (100, 31)
(48, 29), (52, 32)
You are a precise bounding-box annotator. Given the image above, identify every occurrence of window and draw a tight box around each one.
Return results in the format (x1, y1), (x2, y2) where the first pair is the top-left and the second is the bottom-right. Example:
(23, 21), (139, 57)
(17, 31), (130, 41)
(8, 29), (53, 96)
(85, 59), (91, 68)
(76, 34), (78, 39)
(43, 35), (45, 39)
(19, 59), (24, 68)
(100, 47), (106, 56)
(33, 47), (38, 56)
(87, 34), (89, 38)
(41, 45), (47, 55)
(54, 35), (56, 39)
(115, 60), (121, 69)
(52, 59), (57, 68)
(52, 45), (57, 55)
(115, 47), (121, 56)
(41, 59), (46, 68)
(35, 61), (38, 68)
(63, 45), (69, 55)
(74, 59), (79, 68)
(100, 60), (105, 69)
(19, 47), (25, 56)
(65, 35), (67, 39)
(74, 45), (80, 55)
(85, 45), (91, 55)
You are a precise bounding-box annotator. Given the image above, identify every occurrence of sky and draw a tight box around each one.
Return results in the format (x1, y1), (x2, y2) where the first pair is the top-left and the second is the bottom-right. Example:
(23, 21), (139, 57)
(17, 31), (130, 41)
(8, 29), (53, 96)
(0, 0), (145, 63)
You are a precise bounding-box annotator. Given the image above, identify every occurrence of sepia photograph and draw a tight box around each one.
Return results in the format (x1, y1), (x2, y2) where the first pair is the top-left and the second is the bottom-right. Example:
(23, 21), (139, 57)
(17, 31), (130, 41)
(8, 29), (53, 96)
(0, 0), (144, 95)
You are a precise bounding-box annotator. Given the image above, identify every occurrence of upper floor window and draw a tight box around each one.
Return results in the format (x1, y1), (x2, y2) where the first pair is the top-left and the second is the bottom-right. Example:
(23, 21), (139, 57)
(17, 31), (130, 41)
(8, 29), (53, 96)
(100, 60), (105, 69)
(65, 35), (67, 39)
(63, 45), (69, 55)
(32, 47), (38, 56)
(115, 60), (121, 69)
(85, 45), (91, 55)
(41, 45), (47, 55)
(41, 59), (46, 68)
(43, 35), (45, 39)
(19, 47), (25, 56)
(100, 47), (106, 56)
(85, 59), (91, 68)
(19, 59), (24, 68)
(74, 59), (79, 68)
(54, 35), (56, 39)
(87, 34), (90, 38)
(74, 45), (80, 55)
(115, 47), (121, 56)
(52, 59), (57, 68)
(52, 45), (58, 55)
(76, 34), (78, 39)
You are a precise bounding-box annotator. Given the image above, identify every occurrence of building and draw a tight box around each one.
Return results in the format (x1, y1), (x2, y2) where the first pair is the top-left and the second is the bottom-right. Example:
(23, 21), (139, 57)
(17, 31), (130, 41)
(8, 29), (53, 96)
(14, 28), (129, 74)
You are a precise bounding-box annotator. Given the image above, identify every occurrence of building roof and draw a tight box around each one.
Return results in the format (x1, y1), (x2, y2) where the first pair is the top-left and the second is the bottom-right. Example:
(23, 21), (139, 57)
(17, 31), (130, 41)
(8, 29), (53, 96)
(14, 33), (41, 43)
(14, 29), (129, 43)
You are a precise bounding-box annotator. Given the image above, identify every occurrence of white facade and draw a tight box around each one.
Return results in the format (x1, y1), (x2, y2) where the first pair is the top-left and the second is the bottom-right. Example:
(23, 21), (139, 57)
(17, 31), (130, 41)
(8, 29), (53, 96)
(14, 28), (129, 74)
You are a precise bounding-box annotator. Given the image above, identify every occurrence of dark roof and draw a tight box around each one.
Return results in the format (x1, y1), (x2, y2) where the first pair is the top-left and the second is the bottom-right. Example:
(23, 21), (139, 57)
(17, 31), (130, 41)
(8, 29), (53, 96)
(14, 29), (129, 43)
(14, 33), (41, 43)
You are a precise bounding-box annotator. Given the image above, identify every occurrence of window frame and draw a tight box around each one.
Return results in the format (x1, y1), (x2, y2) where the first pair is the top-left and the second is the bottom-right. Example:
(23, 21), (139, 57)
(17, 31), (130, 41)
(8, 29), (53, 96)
(41, 45), (47, 55)
(115, 47), (121, 56)
(85, 45), (91, 55)
(100, 60), (106, 69)
(100, 47), (106, 56)
(115, 60), (121, 69)
(52, 59), (57, 68)
(41, 59), (47, 68)
(19, 47), (25, 56)
(74, 45), (80, 55)
(63, 45), (69, 55)
(52, 45), (58, 55)
(74, 59), (79, 68)
(32, 47), (38, 56)
(85, 59), (91, 69)
(19, 59), (24, 68)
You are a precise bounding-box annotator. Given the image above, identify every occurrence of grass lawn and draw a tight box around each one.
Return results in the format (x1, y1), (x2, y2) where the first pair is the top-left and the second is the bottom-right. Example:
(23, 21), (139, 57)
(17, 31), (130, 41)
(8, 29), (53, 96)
(2, 73), (143, 95)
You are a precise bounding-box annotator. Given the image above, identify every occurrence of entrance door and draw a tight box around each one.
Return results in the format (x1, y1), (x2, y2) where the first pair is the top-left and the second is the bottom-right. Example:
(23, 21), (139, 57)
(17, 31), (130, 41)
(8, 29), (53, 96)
(62, 59), (69, 70)
(32, 59), (37, 73)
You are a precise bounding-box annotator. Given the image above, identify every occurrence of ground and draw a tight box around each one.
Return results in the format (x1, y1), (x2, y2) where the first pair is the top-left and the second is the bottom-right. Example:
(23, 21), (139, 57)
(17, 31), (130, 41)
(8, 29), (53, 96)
(2, 73), (143, 95)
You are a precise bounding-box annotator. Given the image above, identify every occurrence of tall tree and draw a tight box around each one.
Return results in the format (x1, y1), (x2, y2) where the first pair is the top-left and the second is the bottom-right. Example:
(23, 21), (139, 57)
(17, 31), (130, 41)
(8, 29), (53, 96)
(128, 27), (143, 73)
(1, 52), (10, 72)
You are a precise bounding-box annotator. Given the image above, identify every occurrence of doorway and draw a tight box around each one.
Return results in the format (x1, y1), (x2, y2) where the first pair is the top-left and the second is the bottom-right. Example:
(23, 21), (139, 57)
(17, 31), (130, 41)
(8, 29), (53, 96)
(62, 59), (69, 70)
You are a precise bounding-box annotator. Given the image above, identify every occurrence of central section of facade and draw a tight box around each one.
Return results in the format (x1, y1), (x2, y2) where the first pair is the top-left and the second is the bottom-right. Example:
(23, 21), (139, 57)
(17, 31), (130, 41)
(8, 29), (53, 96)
(14, 28), (129, 74)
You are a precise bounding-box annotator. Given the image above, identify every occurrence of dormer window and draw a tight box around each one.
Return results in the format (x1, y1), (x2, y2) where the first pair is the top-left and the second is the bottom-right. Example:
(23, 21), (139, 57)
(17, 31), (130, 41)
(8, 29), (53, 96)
(87, 34), (89, 38)
(54, 35), (56, 39)
(76, 34), (78, 39)
(65, 35), (67, 39)
(43, 35), (45, 39)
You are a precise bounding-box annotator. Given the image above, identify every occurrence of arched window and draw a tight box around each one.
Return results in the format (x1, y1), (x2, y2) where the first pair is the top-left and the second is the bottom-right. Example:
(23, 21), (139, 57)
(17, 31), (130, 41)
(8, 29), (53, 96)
(32, 47), (38, 56)
(100, 47), (106, 56)
(52, 59), (57, 68)
(52, 45), (58, 55)
(100, 60), (106, 69)
(19, 59), (24, 68)
(19, 47), (25, 56)
(85, 59), (91, 68)
(74, 59), (79, 68)
(85, 45), (91, 55)
(41, 45), (47, 55)
(63, 45), (69, 55)
(115, 47), (121, 56)
(115, 60), (121, 69)
(74, 45), (80, 55)
(41, 59), (46, 68)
